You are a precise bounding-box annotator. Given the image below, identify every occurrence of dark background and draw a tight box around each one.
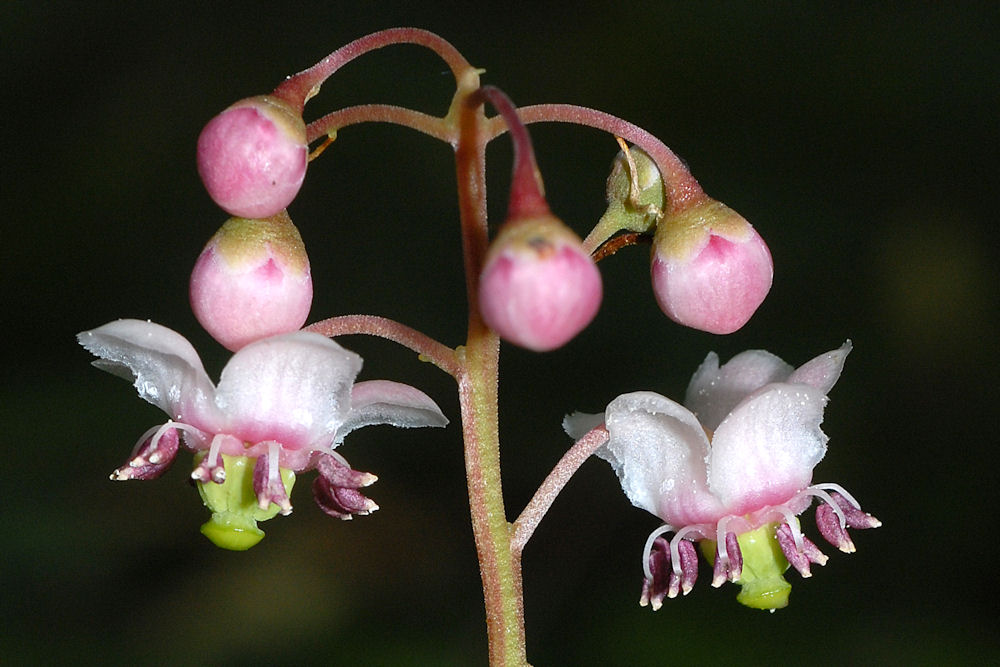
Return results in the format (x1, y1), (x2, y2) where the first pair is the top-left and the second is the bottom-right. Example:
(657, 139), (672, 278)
(3, 3), (997, 664)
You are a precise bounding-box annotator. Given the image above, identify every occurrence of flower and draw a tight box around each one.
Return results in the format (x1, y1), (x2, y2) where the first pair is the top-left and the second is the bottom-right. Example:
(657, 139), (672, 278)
(564, 342), (879, 610)
(79, 319), (447, 550)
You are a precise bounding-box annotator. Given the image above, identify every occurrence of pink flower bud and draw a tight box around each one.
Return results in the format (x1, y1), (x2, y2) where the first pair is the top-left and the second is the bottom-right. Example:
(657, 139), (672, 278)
(197, 95), (308, 219)
(190, 210), (312, 351)
(651, 200), (772, 334)
(479, 215), (602, 351)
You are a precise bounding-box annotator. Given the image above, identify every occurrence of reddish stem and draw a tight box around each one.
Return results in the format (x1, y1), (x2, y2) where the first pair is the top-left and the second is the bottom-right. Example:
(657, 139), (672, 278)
(272, 28), (472, 113)
(454, 79), (529, 666)
(469, 86), (550, 220)
(306, 104), (453, 144)
(486, 104), (707, 215)
(304, 315), (460, 377)
(512, 425), (609, 554)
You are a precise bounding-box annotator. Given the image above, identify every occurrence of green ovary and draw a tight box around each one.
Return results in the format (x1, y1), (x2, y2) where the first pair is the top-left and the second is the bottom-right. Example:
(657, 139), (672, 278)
(701, 522), (792, 611)
(195, 453), (295, 551)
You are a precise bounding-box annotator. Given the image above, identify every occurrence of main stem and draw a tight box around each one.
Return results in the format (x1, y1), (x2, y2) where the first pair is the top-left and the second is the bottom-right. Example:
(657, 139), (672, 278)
(453, 72), (528, 666)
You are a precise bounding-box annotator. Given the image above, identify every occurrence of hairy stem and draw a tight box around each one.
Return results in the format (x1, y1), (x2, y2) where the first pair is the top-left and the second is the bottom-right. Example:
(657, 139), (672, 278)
(471, 86), (549, 219)
(306, 104), (453, 144)
(512, 425), (609, 554)
(486, 104), (707, 216)
(304, 314), (460, 377)
(455, 72), (528, 667)
(272, 28), (472, 112)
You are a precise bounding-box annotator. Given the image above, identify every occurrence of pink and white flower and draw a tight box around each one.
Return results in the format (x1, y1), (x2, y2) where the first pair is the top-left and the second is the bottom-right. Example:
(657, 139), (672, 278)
(79, 319), (447, 546)
(564, 342), (879, 609)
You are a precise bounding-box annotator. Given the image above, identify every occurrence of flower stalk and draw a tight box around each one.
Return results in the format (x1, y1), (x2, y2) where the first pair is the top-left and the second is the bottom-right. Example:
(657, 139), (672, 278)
(454, 69), (528, 667)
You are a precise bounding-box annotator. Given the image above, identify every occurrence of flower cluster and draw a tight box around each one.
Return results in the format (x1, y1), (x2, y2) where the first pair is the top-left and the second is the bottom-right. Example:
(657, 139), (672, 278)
(565, 342), (879, 609)
(80, 28), (881, 664)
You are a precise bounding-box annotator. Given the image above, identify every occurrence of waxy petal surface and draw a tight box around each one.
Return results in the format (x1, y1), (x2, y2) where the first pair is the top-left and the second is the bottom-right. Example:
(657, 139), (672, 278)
(78, 320), (218, 425)
(215, 331), (361, 447)
(708, 384), (828, 515)
(600, 391), (725, 525)
(786, 341), (852, 393)
(337, 380), (448, 443)
(684, 349), (793, 431)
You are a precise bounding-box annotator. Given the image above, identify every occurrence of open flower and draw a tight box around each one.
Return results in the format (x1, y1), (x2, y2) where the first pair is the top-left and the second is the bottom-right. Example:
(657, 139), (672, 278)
(564, 342), (879, 610)
(79, 319), (447, 549)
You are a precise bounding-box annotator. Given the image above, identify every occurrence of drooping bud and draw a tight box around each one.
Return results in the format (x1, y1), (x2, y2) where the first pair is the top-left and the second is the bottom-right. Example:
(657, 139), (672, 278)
(197, 95), (308, 219)
(479, 215), (602, 351)
(190, 210), (312, 351)
(651, 199), (772, 334)
(471, 85), (602, 351)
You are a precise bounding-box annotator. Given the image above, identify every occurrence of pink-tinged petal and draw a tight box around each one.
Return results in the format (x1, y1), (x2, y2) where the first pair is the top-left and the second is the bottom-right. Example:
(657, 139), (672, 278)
(708, 384), (829, 515)
(650, 208), (772, 335)
(336, 380), (448, 444)
(215, 331), (361, 448)
(600, 392), (725, 525)
(684, 350), (793, 431)
(78, 320), (218, 425)
(786, 341), (852, 394)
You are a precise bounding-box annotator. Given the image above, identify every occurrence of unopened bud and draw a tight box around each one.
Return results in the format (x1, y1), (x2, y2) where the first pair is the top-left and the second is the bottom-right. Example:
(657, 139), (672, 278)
(479, 215), (602, 351)
(651, 200), (772, 334)
(190, 210), (312, 351)
(197, 95), (308, 219)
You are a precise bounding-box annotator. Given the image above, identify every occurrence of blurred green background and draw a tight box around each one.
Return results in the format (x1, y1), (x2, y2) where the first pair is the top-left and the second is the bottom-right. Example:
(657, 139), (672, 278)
(3, 3), (997, 664)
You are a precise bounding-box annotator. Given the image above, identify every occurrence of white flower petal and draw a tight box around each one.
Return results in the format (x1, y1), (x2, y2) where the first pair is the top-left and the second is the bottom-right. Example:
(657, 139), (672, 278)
(786, 341), (852, 394)
(77, 320), (217, 424)
(562, 411), (606, 440)
(708, 383), (828, 515)
(684, 350), (794, 431)
(600, 391), (725, 526)
(337, 380), (448, 443)
(214, 331), (361, 448)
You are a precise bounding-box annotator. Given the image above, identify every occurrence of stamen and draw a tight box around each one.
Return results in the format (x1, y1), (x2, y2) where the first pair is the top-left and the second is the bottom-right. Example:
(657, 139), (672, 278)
(191, 433), (228, 483)
(145, 422), (182, 464)
(268, 441), (280, 481)
(160, 419), (209, 450)
(642, 524), (674, 582)
(775, 507), (804, 553)
(670, 525), (707, 577)
(811, 482), (861, 509)
(801, 486), (847, 529)
(128, 424), (163, 464)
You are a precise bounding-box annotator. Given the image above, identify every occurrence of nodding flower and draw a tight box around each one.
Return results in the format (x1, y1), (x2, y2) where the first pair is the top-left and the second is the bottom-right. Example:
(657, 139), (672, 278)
(564, 342), (879, 610)
(79, 319), (447, 550)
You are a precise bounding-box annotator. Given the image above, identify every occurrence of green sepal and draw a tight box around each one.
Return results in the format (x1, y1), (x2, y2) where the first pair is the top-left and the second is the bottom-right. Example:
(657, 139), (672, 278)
(589, 146), (665, 248)
(701, 522), (792, 611)
(194, 452), (295, 551)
